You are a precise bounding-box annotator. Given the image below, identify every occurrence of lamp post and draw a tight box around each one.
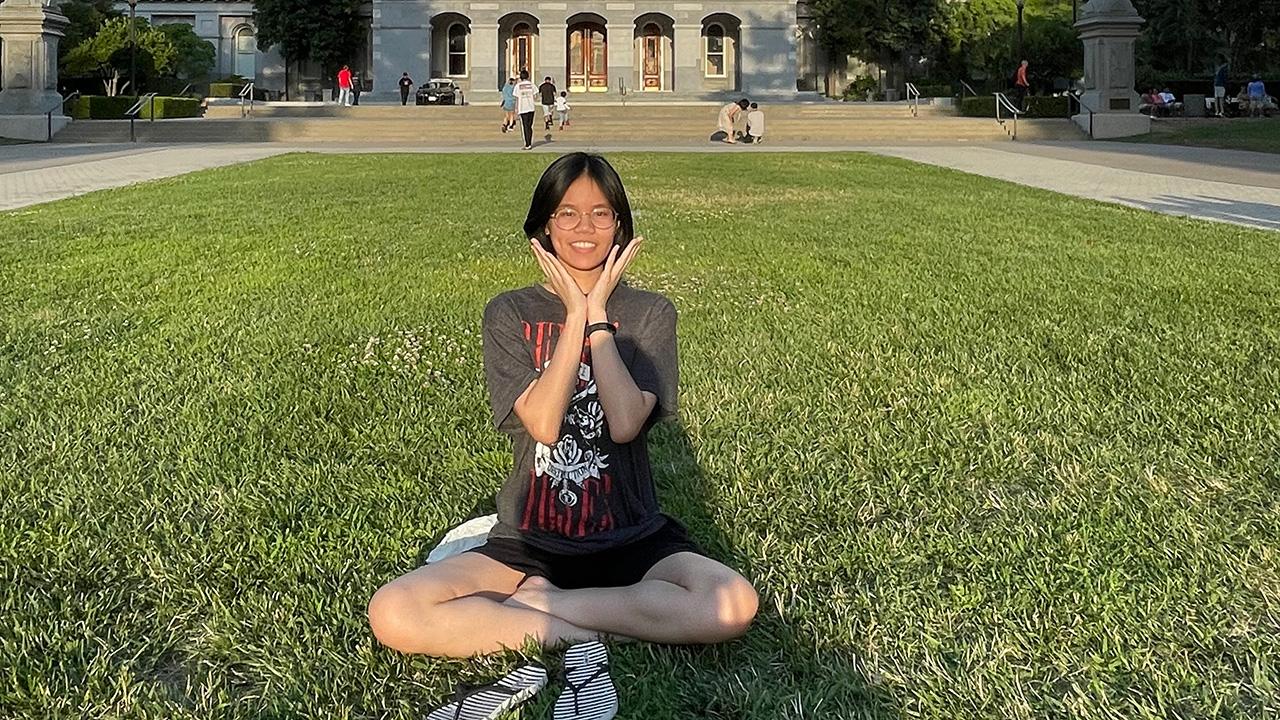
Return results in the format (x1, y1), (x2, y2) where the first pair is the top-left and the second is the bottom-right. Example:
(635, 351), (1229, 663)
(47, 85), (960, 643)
(1015, 0), (1025, 62)
(128, 0), (138, 97)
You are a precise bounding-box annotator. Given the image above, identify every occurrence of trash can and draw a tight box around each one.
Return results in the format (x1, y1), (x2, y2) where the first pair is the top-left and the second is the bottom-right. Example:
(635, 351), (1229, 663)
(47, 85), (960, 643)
(884, 88), (900, 102)
(1184, 93), (1206, 117)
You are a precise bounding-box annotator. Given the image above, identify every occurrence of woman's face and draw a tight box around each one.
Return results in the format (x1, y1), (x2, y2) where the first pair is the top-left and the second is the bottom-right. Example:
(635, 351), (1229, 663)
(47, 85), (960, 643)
(545, 175), (618, 272)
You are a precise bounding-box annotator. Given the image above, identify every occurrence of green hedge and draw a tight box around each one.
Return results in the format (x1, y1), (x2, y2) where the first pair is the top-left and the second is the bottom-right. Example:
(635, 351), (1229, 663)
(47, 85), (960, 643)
(959, 95), (1071, 119)
(138, 96), (203, 119)
(70, 96), (204, 120)
(914, 83), (953, 98)
(207, 82), (242, 98)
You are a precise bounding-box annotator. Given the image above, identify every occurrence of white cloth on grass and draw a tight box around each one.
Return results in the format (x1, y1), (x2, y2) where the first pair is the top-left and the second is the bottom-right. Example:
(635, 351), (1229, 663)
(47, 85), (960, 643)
(426, 514), (499, 564)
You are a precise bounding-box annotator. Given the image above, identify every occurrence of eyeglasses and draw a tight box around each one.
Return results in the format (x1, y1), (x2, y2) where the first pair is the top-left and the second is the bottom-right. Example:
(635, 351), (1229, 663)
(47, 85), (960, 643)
(550, 207), (618, 231)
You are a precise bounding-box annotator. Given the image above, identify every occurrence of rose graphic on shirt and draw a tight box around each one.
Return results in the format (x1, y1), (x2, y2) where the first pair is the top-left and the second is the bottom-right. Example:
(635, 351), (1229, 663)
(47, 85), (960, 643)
(533, 360), (609, 507)
(566, 400), (604, 441)
(535, 435), (608, 506)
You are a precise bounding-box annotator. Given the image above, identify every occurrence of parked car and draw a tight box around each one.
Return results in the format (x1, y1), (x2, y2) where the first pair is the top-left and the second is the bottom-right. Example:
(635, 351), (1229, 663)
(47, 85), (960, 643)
(416, 79), (461, 105)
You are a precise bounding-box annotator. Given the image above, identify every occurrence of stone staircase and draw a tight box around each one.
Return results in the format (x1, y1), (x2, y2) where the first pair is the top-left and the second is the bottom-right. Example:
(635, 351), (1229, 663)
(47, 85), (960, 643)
(52, 101), (1085, 145)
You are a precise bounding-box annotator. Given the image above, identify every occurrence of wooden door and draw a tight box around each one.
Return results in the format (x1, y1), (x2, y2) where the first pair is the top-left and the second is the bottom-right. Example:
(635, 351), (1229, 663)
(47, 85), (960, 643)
(568, 24), (608, 92)
(642, 32), (661, 90)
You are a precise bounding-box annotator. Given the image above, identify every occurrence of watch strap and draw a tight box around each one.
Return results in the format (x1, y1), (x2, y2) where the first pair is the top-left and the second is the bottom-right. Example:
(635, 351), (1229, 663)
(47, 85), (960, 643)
(586, 322), (616, 336)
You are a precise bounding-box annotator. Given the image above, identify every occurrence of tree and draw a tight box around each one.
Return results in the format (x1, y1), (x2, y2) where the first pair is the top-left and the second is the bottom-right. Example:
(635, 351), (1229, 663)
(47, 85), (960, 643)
(157, 23), (216, 80)
(56, 0), (120, 64)
(1134, 0), (1280, 77)
(63, 17), (177, 96)
(256, 0), (366, 97)
(811, 0), (945, 88)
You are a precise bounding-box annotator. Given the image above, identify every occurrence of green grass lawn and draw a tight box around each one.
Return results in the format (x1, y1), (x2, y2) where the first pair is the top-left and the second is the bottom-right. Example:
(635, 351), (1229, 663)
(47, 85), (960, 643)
(2, 153), (1278, 719)
(1121, 118), (1280, 154)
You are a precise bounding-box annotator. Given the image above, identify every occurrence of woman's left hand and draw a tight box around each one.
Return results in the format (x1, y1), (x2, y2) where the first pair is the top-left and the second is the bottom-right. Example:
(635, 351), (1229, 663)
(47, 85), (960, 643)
(586, 236), (644, 313)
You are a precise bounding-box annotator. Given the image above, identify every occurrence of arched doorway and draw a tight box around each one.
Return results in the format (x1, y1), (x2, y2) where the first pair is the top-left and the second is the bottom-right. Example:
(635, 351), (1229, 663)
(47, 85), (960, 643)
(509, 22), (533, 79)
(567, 21), (607, 92)
(234, 25), (256, 79)
(641, 23), (661, 90)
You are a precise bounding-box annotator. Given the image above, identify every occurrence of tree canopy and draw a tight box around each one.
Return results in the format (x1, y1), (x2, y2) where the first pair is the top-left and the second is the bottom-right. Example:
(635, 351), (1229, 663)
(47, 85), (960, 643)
(63, 17), (177, 96)
(810, 0), (1276, 91)
(254, 0), (366, 77)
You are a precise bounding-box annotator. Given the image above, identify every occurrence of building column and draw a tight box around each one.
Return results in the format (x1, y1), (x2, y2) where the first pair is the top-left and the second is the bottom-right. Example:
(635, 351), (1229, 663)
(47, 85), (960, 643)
(471, 22), (500, 92)
(0, 0), (70, 140)
(372, 2), (431, 101)
(605, 10), (633, 94)
(673, 23), (701, 95)
(738, 23), (796, 96)
(539, 19), (567, 89)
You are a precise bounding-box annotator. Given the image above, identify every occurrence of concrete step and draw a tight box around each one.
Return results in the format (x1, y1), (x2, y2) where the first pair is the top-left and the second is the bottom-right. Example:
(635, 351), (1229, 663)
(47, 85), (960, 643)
(53, 115), (1083, 144)
(201, 101), (951, 120)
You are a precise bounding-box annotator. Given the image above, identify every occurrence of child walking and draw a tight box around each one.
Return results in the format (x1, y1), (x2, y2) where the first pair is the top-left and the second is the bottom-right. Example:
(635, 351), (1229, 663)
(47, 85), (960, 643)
(368, 152), (758, 663)
(554, 91), (572, 129)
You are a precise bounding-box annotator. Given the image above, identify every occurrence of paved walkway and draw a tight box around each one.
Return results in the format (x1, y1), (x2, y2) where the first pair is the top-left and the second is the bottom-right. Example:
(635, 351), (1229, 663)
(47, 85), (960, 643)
(870, 141), (1280, 231)
(2, 141), (1278, 231)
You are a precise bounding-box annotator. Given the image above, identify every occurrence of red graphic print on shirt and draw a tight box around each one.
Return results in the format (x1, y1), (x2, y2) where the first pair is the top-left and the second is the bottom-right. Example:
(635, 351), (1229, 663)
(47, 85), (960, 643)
(518, 320), (619, 537)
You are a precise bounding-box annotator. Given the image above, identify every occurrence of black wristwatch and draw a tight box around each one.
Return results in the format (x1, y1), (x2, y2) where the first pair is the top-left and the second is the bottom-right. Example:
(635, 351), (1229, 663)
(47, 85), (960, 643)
(586, 322), (616, 337)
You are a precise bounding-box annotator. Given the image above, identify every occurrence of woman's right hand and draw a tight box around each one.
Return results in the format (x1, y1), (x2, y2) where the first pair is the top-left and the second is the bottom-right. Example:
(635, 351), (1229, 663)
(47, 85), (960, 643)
(530, 239), (587, 318)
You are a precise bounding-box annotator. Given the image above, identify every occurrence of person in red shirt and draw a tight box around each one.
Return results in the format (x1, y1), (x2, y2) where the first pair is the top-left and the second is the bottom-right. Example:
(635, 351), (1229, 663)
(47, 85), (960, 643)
(337, 65), (353, 107)
(1013, 59), (1029, 111)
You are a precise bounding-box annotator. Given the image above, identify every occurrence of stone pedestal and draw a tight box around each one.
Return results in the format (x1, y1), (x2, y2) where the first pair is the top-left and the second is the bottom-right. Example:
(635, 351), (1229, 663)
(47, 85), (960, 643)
(1073, 0), (1149, 138)
(0, 0), (71, 140)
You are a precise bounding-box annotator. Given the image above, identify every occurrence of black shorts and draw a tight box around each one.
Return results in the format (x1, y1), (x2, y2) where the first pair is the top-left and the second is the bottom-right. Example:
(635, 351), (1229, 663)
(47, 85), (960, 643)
(468, 515), (703, 590)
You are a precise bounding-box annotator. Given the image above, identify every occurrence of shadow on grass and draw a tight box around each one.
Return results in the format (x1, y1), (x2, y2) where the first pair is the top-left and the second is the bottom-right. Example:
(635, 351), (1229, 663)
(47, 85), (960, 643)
(631, 424), (898, 718)
(400, 421), (898, 718)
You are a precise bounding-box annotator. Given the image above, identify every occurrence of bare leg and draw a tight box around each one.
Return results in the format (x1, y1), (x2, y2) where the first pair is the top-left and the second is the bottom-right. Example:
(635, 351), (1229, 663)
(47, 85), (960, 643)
(368, 553), (603, 658)
(505, 552), (758, 644)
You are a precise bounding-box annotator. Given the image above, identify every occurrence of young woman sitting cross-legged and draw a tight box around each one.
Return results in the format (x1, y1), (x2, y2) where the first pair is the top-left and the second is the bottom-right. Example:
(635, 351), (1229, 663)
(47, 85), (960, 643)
(367, 153), (759, 663)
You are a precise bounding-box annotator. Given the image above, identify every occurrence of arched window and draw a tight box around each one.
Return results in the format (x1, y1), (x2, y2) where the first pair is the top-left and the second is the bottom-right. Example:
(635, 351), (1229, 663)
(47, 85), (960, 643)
(448, 23), (468, 76)
(705, 24), (725, 78)
(234, 25), (256, 79)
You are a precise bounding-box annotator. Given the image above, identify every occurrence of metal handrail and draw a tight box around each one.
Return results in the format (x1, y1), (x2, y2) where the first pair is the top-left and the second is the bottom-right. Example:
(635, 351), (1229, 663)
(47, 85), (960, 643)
(994, 92), (1023, 140)
(1066, 92), (1095, 139)
(239, 82), (255, 117)
(179, 83), (194, 97)
(905, 82), (920, 117)
(46, 91), (81, 141)
(125, 93), (159, 142)
(960, 80), (978, 99)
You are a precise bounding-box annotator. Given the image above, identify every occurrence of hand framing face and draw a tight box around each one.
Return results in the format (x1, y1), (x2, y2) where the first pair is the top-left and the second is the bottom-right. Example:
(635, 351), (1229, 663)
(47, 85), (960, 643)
(586, 236), (643, 312)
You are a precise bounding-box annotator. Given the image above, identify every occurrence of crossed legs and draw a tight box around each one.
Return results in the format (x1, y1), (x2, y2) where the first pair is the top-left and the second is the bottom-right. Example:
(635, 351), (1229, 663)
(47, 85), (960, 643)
(368, 551), (758, 658)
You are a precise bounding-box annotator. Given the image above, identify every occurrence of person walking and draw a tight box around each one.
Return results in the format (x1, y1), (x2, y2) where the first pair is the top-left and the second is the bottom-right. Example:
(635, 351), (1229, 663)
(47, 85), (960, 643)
(515, 70), (538, 150)
(539, 76), (558, 130)
(1213, 59), (1229, 117)
(399, 72), (415, 106)
(337, 65), (353, 107)
(500, 77), (517, 133)
(554, 90), (572, 130)
(1013, 59), (1030, 111)
(351, 71), (363, 106)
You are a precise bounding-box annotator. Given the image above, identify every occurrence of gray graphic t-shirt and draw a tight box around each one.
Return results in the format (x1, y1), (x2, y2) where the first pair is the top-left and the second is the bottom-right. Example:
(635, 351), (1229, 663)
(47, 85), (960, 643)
(482, 283), (678, 554)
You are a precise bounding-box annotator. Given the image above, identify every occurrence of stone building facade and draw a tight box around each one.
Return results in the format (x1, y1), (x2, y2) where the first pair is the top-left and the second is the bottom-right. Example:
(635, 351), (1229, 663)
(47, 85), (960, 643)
(116, 0), (826, 101)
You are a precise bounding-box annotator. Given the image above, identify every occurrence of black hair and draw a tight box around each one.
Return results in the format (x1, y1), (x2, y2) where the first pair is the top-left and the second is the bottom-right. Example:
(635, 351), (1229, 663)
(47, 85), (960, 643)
(737, 98), (750, 110)
(523, 153), (635, 255)
(520, 69), (530, 80)
(750, 102), (758, 109)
